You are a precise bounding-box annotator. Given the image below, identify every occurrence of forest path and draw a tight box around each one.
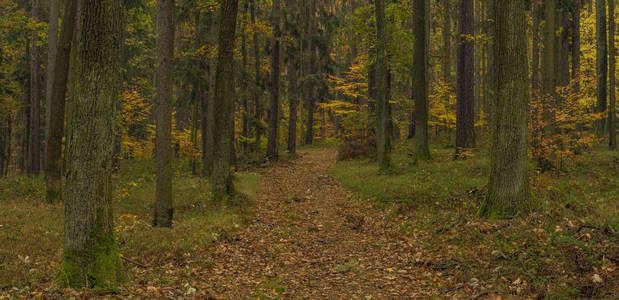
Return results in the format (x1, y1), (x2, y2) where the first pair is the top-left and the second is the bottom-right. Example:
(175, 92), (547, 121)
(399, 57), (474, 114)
(208, 147), (427, 299)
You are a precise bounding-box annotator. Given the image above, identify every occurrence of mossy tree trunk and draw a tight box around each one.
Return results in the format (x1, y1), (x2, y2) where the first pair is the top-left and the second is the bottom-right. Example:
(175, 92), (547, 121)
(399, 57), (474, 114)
(456, 0), (475, 155)
(375, 0), (392, 170)
(412, 0), (430, 160)
(211, 0), (239, 199)
(45, 0), (78, 203)
(153, 0), (174, 227)
(60, 0), (124, 289)
(267, 0), (281, 160)
(596, 0), (607, 136)
(481, 0), (530, 219)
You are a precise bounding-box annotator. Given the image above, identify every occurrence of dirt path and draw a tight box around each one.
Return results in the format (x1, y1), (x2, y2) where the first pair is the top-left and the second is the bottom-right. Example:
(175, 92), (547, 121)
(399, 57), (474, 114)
(207, 148), (427, 299)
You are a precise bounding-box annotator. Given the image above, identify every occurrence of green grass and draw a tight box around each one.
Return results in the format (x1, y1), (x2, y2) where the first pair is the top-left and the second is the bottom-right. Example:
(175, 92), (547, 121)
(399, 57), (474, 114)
(332, 141), (618, 299)
(0, 158), (260, 291)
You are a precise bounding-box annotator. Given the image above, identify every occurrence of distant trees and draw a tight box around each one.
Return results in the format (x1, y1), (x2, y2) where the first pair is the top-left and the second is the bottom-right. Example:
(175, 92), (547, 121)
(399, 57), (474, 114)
(60, 0), (124, 288)
(28, 0), (42, 175)
(154, 0), (174, 227)
(482, 0), (530, 218)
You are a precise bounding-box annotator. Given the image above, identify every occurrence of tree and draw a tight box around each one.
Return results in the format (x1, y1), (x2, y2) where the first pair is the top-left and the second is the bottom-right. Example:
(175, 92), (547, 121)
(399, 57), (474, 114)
(596, 0), (607, 136)
(28, 0), (42, 175)
(153, 0), (174, 227)
(45, 0), (78, 203)
(211, 0), (240, 198)
(609, 0), (616, 149)
(412, 0), (430, 160)
(571, 0), (581, 92)
(542, 0), (556, 95)
(45, 0), (59, 150)
(456, 0), (475, 155)
(267, 0), (281, 160)
(481, 0), (530, 218)
(375, 0), (391, 169)
(286, 0), (299, 154)
(531, 0), (541, 93)
(60, 0), (124, 288)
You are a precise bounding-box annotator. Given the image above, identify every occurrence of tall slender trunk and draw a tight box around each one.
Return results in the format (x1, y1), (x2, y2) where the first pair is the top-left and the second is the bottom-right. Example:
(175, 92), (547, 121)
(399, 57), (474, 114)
(542, 0), (556, 95)
(609, 0), (616, 149)
(304, 2), (317, 145)
(571, 0), (581, 92)
(442, 0), (451, 83)
(560, 9), (570, 87)
(267, 0), (281, 160)
(241, 2), (250, 154)
(456, 0), (475, 154)
(45, 0), (78, 203)
(286, 0), (299, 154)
(375, 0), (391, 169)
(60, 0), (124, 288)
(413, 0), (430, 160)
(153, 0), (174, 227)
(531, 0), (541, 93)
(250, 0), (262, 155)
(485, 0), (495, 124)
(45, 0), (59, 153)
(211, 0), (239, 199)
(596, 0), (608, 136)
(29, 0), (42, 175)
(482, 0), (530, 218)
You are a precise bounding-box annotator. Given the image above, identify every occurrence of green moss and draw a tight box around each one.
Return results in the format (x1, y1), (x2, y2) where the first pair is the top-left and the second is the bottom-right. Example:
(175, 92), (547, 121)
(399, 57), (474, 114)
(58, 229), (123, 289)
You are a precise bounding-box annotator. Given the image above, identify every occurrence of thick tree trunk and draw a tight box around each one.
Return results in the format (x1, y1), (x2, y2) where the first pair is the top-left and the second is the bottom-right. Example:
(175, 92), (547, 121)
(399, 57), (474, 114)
(153, 0), (174, 227)
(375, 0), (391, 169)
(267, 0), (281, 160)
(211, 0), (239, 199)
(482, 0), (530, 218)
(456, 0), (475, 154)
(596, 0), (608, 136)
(29, 0), (42, 175)
(413, 0), (430, 160)
(45, 0), (59, 152)
(45, 0), (78, 203)
(202, 12), (217, 176)
(609, 0), (616, 149)
(60, 0), (124, 288)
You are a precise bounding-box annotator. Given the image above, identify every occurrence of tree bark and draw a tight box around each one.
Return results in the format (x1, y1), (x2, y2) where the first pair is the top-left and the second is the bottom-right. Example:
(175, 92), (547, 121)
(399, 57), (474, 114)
(45, 0), (78, 203)
(250, 0), (262, 156)
(60, 0), (124, 288)
(267, 0), (281, 160)
(45, 0), (59, 153)
(29, 0), (42, 175)
(456, 0), (475, 154)
(442, 0), (452, 83)
(153, 0), (174, 227)
(482, 0), (530, 218)
(413, 0), (430, 160)
(286, 0), (299, 154)
(596, 0), (608, 136)
(211, 0), (239, 199)
(531, 0), (541, 93)
(542, 0), (556, 95)
(375, 0), (391, 169)
(609, 0), (616, 149)
(571, 0), (581, 92)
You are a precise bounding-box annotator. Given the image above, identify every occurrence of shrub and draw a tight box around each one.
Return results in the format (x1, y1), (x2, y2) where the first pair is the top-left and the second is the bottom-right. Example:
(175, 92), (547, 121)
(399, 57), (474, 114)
(337, 136), (376, 161)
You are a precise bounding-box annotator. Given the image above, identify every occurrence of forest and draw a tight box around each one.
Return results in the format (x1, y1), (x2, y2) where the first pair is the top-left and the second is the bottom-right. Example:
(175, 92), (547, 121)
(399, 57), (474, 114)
(0, 0), (617, 298)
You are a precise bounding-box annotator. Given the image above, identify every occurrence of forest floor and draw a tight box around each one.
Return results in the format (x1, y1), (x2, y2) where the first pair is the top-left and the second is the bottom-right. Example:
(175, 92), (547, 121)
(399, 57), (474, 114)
(1, 145), (617, 299)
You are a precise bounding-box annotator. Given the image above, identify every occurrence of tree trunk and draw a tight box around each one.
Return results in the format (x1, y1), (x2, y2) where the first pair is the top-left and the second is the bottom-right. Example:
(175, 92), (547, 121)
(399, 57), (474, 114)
(609, 0), (616, 149)
(211, 0), (239, 199)
(304, 2), (317, 145)
(267, 0), (281, 160)
(250, 0), (262, 156)
(442, 0), (452, 83)
(482, 0), (530, 218)
(60, 0), (124, 288)
(45, 0), (59, 153)
(153, 0), (174, 227)
(484, 0), (495, 124)
(542, 0), (556, 95)
(596, 0), (608, 136)
(571, 0), (581, 91)
(413, 0), (430, 160)
(375, 0), (391, 169)
(45, 0), (78, 203)
(456, 0), (475, 154)
(286, 0), (299, 154)
(560, 9), (570, 87)
(531, 0), (541, 93)
(29, 0), (42, 175)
